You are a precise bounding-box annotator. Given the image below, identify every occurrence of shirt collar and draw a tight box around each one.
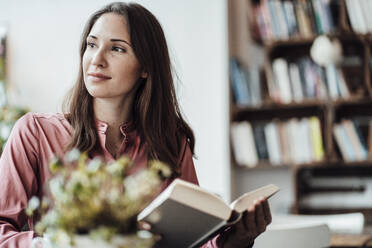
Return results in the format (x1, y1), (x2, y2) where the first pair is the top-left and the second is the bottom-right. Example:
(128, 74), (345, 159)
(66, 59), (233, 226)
(95, 118), (135, 135)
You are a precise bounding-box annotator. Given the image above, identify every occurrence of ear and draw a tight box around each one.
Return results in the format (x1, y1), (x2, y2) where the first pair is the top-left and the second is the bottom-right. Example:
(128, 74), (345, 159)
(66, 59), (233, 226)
(141, 71), (148, 79)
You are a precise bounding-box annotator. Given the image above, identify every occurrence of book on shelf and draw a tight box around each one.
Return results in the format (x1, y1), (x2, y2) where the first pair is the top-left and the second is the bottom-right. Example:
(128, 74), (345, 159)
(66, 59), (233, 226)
(352, 119), (368, 155)
(269, 56), (350, 103)
(252, 0), (335, 42)
(342, 120), (368, 161)
(264, 121), (282, 165)
(229, 58), (262, 107)
(267, 0), (281, 39)
(138, 179), (279, 248)
(229, 58), (251, 107)
(333, 122), (356, 162)
(252, 123), (269, 160)
(231, 117), (324, 167)
(288, 63), (304, 102)
(333, 119), (369, 162)
(325, 64), (340, 100)
(278, 121), (290, 164)
(231, 121), (258, 167)
(309, 117), (324, 161)
(272, 58), (292, 104)
(346, 0), (372, 34)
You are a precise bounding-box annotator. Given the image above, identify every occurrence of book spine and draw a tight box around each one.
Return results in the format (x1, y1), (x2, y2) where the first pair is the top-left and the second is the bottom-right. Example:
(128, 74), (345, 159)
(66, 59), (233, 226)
(254, 5), (269, 41)
(267, 0), (281, 39)
(336, 68), (350, 99)
(231, 122), (258, 167)
(248, 66), (262, 106)
(310, 117), (325, 161)
(312, 0), (324, 34)
(189, 221), (228, 248)
(253, 123), (269, 160)
(333, 123), (355, 162)
(296, 0), (313, 37)
(288, 63), (304, 102)
(272, 58), (292, 103)
(342, 120), (364, 161)
(273, 0), (289, 39)
(261, 0), (275, 40)
(283, 1), (299, 38)
(319, 0), (335, 33)
(265, 122), (282, 165)
(352, 119), (368, 160)
(325, 64), (340, 100)
(229, 58), (250, 106)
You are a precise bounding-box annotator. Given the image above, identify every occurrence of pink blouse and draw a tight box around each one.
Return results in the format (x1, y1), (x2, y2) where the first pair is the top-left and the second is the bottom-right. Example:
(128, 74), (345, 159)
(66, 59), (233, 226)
(0, 113), (223, 248)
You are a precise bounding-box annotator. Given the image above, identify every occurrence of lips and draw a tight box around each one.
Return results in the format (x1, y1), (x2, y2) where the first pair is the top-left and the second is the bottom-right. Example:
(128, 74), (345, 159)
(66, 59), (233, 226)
(87, 72), (112, 80)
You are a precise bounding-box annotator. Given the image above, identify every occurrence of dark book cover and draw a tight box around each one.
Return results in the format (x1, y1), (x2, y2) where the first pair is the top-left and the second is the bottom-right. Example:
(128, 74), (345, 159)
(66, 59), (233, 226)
(252, 123), (269, 160)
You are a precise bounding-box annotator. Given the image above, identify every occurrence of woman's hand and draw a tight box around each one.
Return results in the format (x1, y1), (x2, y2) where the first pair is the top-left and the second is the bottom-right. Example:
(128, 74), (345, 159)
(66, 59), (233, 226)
(222, 197), (272, 248)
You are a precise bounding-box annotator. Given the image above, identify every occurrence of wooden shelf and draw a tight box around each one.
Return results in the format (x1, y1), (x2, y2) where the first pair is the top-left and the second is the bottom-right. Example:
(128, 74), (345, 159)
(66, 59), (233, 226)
(232, 100), (326, 122)
(261, 32), (365, 53)
(235, 160), (330, 170)
(333, 97), (372, 106)
(234, 161), (289, 170)
(235, 159), (372, 171)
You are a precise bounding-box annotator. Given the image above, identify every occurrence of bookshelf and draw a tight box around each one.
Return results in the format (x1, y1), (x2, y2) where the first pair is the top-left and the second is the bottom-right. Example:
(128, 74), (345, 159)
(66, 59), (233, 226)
(229, 0), (372, 218)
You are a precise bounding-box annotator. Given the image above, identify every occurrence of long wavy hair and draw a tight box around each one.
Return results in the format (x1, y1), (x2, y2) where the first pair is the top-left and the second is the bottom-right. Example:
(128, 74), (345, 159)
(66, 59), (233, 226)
(63, 2), (195, 174)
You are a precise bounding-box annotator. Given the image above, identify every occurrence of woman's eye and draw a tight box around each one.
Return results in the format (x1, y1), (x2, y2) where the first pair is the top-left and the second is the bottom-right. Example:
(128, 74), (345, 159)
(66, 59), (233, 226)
(86, 42), (96, 48)
(112, 46), (126, 53)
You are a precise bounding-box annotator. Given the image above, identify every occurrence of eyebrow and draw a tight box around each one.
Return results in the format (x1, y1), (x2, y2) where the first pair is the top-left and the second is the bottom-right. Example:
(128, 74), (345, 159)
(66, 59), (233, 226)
(88, 35), (132, 47)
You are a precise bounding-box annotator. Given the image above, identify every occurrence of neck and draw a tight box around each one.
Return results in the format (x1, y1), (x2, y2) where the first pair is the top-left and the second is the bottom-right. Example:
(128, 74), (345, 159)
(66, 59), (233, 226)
(93, 97), (133, 129)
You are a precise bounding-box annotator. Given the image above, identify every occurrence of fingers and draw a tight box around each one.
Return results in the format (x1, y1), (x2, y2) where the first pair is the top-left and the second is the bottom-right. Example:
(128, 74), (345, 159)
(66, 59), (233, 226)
(262, 198), (272, 224)
(255, 199), (266, 233)
(242, 197), (271, 235)
(243, 204), (256, 231)
(138, 221), (152, 231)
(224, 198), (271, 247)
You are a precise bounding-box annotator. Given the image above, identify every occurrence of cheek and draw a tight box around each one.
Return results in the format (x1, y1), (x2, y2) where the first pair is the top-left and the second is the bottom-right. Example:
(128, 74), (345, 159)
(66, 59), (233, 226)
(82, 53), (89, 72)
(117, 61), (142, 82)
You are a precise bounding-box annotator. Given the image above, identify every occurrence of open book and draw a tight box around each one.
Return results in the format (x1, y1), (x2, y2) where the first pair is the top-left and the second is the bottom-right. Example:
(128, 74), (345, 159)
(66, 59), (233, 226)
(137, 179), (279, 248)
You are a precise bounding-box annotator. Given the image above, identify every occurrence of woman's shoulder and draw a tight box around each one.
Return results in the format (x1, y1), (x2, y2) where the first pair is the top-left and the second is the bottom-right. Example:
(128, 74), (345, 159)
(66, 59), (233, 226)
(31, 112), (66, 122)
(16, 112), (70, 132)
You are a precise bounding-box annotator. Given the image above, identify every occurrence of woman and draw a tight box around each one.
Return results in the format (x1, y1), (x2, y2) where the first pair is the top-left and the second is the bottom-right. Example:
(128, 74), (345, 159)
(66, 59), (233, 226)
(0, 2), (271, 247)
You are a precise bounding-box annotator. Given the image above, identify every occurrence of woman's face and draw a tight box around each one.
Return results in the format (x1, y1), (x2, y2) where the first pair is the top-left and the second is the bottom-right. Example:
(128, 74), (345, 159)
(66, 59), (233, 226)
(82, 13), (146, 101)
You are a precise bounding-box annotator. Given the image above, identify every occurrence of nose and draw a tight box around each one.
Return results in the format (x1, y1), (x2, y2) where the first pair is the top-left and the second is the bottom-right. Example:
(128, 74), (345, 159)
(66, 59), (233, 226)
(91, 48), (107, 68)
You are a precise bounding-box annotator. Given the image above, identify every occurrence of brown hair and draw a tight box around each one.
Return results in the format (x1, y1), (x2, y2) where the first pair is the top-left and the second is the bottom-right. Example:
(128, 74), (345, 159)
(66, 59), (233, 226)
(63, 2), (195, 174)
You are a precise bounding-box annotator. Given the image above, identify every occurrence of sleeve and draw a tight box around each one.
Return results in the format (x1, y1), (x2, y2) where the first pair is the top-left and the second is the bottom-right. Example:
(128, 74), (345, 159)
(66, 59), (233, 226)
(177, 138), (227, 248)
(177, 138), (198, 185)
(0, 113), (40, 248)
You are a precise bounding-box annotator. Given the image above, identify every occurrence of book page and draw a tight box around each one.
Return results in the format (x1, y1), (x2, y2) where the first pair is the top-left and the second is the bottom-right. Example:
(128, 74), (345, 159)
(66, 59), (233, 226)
(230, 184), (279, 213)
(169, 179), (232, 220)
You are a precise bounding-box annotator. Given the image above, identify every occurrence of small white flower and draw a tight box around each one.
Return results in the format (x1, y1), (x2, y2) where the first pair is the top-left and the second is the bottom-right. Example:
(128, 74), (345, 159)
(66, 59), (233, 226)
(26, 196), (40, 216)
(137, 230), (153, 239)
(107, 188), (120, 203)
(64, 148), (81, 163)
(28, 196), (40, 210)
(53, 230), (72, 247)
(106, 161), (125, 176)
(87, 158), (102, 173)
(0, 123), (12, 140)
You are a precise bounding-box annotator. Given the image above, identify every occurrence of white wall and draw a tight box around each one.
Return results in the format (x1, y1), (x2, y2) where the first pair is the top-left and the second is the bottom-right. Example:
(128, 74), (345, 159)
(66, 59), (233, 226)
(0, 0), (231, 200)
